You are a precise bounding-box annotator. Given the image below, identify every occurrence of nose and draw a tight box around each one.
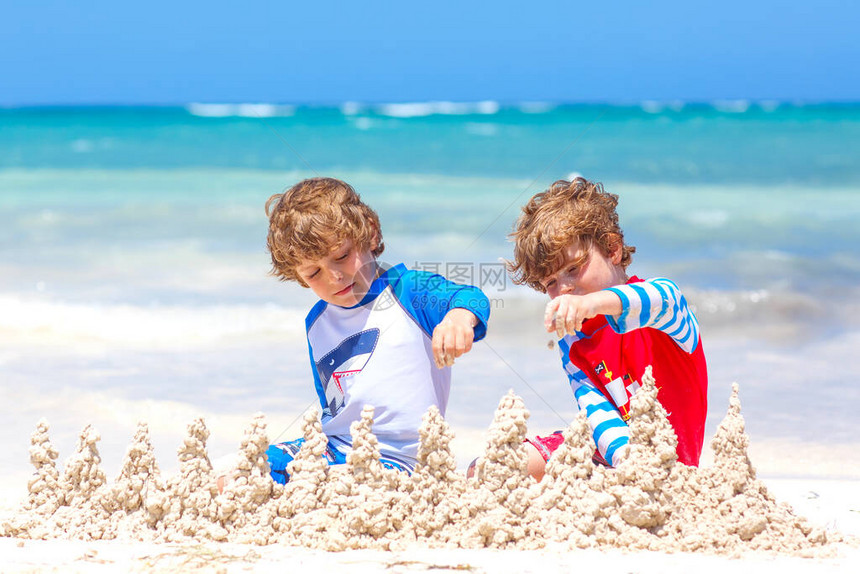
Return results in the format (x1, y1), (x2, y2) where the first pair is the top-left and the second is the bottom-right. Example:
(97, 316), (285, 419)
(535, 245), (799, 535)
(557, 276), (576, 296)
(547, 280), (571, 300)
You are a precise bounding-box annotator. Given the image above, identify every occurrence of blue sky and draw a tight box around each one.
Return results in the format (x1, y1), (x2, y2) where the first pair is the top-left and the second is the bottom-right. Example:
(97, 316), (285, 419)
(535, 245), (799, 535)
(2, 0), (858, 105)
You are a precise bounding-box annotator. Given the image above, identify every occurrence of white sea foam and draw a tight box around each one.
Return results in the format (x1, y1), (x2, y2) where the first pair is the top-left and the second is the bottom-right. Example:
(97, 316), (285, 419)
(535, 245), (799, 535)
(186, 103), (295, 118)
(684, 287), (826, 340)
(186, 104), (233, 117)
(352, 117), (374, 131)
(712, 99), (751, 113)
(0, 296), (305, 347)
(376, 101), (500, 118)
(640, 101), (661, 114)
(340, 101), (364, 116)
(640, 100), (686, 114)
(687, 208), (730, 228)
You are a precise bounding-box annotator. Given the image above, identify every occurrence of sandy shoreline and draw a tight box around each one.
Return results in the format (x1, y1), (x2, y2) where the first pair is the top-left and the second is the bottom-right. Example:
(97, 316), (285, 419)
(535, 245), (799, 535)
(1, 522), (859, 574)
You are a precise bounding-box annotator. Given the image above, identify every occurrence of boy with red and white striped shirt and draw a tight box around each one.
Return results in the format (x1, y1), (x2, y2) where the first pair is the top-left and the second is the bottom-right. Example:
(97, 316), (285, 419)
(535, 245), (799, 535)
(508, 177), (708, 480)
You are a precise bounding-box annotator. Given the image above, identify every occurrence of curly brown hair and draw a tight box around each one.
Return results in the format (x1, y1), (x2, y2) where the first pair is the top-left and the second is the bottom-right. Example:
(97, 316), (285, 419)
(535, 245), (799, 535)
(507, 177), (635, 293)
(265, 178), (384, 286)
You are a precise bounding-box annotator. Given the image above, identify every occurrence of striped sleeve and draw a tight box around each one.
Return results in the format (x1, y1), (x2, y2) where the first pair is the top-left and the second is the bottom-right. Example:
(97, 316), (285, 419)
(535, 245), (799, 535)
(604, 277), (700, 353)
(558, 338), (629, 466)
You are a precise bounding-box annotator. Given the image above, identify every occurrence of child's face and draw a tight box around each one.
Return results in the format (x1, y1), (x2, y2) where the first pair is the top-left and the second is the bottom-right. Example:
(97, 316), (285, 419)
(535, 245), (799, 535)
(540, 242), (627, 300)
(295, 238), (379, 307)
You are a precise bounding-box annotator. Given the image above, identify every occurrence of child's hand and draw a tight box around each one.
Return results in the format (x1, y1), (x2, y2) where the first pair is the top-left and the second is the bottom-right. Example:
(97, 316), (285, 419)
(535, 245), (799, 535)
(545, 291), (622, 338)
(432, 308), (478, 368)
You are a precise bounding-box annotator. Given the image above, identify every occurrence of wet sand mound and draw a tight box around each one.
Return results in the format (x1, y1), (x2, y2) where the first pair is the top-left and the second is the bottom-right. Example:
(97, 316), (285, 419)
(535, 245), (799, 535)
(0, 368), (847, 556)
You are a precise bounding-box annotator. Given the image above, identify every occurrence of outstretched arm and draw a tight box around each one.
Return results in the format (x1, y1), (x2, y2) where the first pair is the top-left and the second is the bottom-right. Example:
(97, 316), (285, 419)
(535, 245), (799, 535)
(546, 278), (700, 354)
(572, 380), (630, 466)
(605, 278), (700, 353)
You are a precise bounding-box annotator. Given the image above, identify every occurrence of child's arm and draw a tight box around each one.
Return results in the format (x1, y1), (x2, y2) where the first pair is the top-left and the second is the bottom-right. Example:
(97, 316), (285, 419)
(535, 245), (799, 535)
(558, 341), (630, 466)
(573, 380), (630, 465)
(604, 278), (700, 353)
(547, 278), (700, 353)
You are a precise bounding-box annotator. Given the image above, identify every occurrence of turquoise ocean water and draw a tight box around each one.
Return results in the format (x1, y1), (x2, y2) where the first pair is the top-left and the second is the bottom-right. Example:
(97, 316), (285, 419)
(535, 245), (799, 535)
(1, 102), (859, 479)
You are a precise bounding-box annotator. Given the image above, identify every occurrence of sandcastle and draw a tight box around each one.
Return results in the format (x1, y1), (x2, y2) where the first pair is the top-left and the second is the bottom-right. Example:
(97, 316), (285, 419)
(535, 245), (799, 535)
(0, 368), (848, 556)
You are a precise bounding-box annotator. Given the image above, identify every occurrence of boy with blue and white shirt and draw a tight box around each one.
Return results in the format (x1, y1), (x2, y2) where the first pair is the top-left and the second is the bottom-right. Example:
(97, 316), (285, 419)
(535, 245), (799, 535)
(264, 177), (489, 483)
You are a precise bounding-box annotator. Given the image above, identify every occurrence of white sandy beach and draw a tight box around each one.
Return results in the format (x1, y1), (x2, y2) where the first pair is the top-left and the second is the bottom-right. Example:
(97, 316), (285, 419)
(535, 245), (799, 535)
(0, 535), (858, 574)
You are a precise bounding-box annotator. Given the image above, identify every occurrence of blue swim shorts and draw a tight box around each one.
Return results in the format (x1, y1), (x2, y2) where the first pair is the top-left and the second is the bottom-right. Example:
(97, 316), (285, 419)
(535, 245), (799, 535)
(266, 437), (415, 484)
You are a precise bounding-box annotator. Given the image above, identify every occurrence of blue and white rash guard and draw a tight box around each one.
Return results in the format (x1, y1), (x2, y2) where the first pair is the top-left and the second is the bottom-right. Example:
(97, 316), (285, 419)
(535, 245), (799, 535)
(305, 263), (490, 464)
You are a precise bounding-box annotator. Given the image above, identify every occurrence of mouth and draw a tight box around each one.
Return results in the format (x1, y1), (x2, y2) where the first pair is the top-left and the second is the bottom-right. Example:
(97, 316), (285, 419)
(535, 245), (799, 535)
(334, 283), (355, 297)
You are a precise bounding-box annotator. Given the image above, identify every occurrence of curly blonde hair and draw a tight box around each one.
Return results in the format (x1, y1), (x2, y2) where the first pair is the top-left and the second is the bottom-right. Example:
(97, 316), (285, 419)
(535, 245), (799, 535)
(265, 178), (384, 286)
(507, 177), (635, 293)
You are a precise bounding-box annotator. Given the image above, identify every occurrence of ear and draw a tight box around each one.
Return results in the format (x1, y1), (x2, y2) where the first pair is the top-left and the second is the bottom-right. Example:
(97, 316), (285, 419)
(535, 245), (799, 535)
(607, 234), (623, 265)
